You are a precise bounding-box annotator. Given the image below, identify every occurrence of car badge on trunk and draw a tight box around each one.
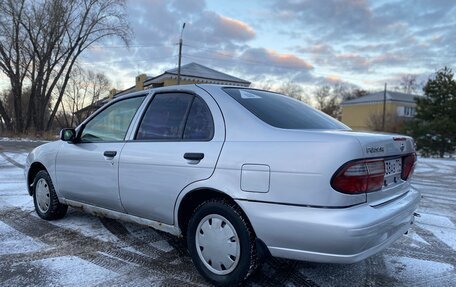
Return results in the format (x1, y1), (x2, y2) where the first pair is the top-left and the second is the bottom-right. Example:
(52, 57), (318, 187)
(366, 146), (385, 153)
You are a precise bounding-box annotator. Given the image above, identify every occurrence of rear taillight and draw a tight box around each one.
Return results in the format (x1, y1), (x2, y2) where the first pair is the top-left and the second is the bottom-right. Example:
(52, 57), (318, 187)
(331, 159), (385, 194)
(401, 153), (417, 180)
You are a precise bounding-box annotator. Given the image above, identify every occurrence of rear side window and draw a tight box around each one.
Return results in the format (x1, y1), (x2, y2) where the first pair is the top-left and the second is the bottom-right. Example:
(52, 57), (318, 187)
(136, 93), (193, 140)
(183, 97), (214, 140)
(136, 93), (214, 141)
(223, 88), (349, 130)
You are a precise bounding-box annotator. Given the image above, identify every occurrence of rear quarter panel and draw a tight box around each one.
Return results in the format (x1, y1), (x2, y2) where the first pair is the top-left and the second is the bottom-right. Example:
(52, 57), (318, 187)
(196, 85), (367, 207)
(215, 135), (366, 207)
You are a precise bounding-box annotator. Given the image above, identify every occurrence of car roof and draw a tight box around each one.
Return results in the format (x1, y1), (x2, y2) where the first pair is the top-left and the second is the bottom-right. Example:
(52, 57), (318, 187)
(111, 84), (252, 102)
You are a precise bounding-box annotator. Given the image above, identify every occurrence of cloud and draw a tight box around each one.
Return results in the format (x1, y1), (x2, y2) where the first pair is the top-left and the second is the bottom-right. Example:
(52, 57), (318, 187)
(235, 48), (314, 82)
(240, 48), (312, 70)
(170, 0), (206, 15)
(272, 0), (455, 43)
(82, 0), (258, 89)
(297, 44), (335, 55)
(217, 15), (256, 41)
(323, 75), (342, 84)
(273, 0), (377, 40)
(187, 12), (256, 47)
(294, 41), (412, 73)
(178, 46), (315, 83)
(271, 0), (455, 76)
(77, 0), (455, 91)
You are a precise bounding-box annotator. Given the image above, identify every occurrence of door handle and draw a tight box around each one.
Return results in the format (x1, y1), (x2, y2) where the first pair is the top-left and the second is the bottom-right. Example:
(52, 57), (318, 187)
(103, 151), (117, 157)
(184, 153), (204, 161)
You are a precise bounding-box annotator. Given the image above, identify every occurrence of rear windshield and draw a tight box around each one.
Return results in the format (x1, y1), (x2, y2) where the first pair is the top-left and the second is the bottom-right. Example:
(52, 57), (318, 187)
(223, 88), (349, 130)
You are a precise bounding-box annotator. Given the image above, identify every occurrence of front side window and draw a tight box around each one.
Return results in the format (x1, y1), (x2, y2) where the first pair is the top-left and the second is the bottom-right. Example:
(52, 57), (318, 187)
(80, 96), (145, 142)
(223, 88), (349, 130)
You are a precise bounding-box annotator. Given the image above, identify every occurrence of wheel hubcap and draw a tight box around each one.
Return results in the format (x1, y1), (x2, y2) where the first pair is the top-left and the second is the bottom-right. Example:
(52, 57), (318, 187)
(195, 214), (240, 275)
(36, 178), (50, 213)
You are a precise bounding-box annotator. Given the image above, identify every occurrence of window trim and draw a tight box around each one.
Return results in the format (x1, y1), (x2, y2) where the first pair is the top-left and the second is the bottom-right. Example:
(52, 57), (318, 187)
(76, 94), (147, 144)
(132, 91), (215, 142)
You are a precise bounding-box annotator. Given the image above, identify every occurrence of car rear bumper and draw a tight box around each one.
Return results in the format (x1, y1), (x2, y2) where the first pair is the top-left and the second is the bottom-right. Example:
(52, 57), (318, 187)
(236, 188), (420, 263)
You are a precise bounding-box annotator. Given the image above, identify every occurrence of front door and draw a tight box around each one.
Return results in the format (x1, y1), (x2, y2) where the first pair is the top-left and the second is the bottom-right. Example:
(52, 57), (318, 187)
(119, 91), (225, 224)
(56, 95), (146, 211)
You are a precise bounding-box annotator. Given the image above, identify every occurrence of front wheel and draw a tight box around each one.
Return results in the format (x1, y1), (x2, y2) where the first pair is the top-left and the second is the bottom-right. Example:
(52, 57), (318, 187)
(187, 199), (258, 286)
(33, 170), (68, 220)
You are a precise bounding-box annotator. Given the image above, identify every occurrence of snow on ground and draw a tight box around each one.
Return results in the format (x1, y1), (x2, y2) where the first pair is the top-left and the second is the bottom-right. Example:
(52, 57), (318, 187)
(1, 144), (456, 286)
(2, 152), (28, 166)
(415, 157), (456, 174)
(48, 210), (121, 243)
(407, 229), (430, 246)
(31, 256), (119, 286)
(0, 221), (47, 256)
(384, 256), (454, 286)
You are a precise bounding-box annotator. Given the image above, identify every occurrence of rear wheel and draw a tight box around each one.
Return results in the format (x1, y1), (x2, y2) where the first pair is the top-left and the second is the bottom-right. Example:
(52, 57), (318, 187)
(33, 170), (67, 220)
(187, 199), (257, 286)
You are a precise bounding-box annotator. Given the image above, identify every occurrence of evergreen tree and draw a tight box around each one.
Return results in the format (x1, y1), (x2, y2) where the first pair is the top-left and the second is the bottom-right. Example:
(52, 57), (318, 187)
(409, 67), (456, 157)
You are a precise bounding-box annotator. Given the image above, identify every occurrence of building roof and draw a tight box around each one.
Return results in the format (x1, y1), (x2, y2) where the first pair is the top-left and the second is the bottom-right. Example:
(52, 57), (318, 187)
(341, 90), (420, 106)
(143, 62), (250, 86)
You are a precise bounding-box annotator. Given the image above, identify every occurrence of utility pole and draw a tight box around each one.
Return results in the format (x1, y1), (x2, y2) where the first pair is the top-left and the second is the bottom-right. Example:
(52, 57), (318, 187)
(177, 22), (186, 85)
(382, 82), (387, 131)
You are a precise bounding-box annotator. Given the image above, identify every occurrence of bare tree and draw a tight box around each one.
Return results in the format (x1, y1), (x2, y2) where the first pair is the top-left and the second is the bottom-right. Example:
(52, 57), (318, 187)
(0, 0), (29, 132)
(250, 81), (309, 103)
(59, 67), (110, 127)
(276, 82), (308, 103)
(314, 85), (341, 119)
(367, 111), (405, 133)
(0, 0), (131, 133)
(251, 82), (272, 91)
(331, 82), (368, 101)
(0, 86), (34, 132)
(0, 90), (13, 131)
(396, 74), (419, 94)
(341, 88), (368, 101)
(0, 94), (13, 131)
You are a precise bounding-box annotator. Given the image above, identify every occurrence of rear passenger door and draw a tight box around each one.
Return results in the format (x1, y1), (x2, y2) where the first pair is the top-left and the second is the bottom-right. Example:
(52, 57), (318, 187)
(118, 90), (225, 224)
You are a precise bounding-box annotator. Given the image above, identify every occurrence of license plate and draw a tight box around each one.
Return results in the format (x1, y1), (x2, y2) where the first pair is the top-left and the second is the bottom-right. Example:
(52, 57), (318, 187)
(385, 158), (402, 176)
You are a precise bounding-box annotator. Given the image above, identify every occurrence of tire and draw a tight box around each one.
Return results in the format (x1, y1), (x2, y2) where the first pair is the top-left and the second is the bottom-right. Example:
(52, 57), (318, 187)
(33, 170), (68, 220)
(187, 199), (258, 286)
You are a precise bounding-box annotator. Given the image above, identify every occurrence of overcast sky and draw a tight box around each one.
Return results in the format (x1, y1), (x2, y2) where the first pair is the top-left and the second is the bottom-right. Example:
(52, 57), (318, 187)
(3, 0), (455, 93)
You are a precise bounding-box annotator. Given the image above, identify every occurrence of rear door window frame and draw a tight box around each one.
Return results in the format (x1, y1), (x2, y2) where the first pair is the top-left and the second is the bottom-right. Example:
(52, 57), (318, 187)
(133, 91), (215, 142)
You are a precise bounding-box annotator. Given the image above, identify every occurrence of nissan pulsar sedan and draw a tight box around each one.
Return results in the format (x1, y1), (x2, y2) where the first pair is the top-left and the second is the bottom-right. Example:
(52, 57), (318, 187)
(26, 84), (420, 286)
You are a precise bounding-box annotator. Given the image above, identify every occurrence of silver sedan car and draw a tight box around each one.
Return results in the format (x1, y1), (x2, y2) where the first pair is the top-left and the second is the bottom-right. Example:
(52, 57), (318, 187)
(25, 84), (420, 286)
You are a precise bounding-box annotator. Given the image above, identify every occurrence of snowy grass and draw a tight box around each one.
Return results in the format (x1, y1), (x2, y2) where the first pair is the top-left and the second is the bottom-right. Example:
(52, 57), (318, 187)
(0, 137), (51, 143)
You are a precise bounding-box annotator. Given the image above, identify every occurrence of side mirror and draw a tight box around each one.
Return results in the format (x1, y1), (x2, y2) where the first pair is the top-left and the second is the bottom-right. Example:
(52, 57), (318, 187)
(60, 128), (76, 142)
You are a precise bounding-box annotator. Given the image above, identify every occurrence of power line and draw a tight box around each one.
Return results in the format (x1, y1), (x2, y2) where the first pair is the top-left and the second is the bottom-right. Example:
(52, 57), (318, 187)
(88, 43), (173, 49)
(79, 55), (177, 65)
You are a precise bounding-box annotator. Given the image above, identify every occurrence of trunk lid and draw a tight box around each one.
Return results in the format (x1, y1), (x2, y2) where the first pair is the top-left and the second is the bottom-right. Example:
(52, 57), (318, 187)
(327, 130), (416, 205)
